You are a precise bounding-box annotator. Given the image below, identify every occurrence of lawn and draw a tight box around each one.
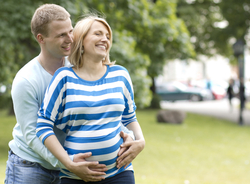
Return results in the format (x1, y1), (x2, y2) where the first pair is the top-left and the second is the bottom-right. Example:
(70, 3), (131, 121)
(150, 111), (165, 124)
(1, 109), (250, 184)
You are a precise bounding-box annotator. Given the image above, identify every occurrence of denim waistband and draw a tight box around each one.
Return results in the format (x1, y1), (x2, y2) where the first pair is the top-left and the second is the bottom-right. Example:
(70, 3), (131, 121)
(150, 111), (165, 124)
(8, 149), (60, 174)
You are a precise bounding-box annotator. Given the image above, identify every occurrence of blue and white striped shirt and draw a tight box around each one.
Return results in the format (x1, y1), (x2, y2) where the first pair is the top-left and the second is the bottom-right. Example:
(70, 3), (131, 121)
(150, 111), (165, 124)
(36, 65), (137, 179)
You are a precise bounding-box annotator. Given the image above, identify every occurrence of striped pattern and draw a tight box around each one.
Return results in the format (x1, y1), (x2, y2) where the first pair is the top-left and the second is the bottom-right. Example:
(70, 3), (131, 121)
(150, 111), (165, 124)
(36, 65), (136, 179)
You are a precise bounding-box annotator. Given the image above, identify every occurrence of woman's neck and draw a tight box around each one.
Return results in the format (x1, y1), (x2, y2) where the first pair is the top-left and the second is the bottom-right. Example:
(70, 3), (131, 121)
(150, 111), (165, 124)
(74, 62), (107, 81)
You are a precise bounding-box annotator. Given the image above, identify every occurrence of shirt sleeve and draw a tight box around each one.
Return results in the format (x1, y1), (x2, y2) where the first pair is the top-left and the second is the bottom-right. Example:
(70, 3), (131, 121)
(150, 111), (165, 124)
(36, 72), (65, 144)
(11, 76), (66, 169)
(120, 68), (138, 126)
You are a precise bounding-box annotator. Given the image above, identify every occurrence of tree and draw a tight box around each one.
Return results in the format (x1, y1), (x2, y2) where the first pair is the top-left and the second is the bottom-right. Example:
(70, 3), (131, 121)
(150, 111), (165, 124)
(60, 0), (152, 108)
(126, 0), (195, 95)
(177, 0), (250, 60)
(0, 0), (195, 110)
(0, 0), (41, 110)
(219, 0), (250, 48)
(0, 0), (70, 110)
(66, 0), (195, 108)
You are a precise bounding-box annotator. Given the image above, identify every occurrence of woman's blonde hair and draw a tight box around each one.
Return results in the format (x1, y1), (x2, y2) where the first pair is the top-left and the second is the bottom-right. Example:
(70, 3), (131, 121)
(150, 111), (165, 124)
(31, 4), (70, 37)
(68, 15), (115, 68)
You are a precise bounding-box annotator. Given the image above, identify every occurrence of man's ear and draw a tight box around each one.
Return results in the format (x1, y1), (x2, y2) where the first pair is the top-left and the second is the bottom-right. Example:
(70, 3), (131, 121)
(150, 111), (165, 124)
(37, 34), (45, 44)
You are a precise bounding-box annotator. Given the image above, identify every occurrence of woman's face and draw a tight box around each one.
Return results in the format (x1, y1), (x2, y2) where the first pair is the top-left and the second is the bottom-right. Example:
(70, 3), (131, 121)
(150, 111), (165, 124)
(82, 21), (110, 61)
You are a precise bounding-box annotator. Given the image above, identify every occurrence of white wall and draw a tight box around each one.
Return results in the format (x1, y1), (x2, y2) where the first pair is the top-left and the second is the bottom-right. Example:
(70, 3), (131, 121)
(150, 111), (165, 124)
(156, 55), (235, 84)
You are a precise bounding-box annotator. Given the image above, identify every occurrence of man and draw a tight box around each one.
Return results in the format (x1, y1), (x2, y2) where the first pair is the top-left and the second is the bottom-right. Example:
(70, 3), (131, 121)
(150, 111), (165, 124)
(5, 4), (138, 184)
(227, 79), (234, 111)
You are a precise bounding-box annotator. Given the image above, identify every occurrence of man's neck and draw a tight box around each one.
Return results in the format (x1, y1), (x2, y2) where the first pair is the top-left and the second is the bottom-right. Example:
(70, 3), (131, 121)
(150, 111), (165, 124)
(38, 54), (65, 76)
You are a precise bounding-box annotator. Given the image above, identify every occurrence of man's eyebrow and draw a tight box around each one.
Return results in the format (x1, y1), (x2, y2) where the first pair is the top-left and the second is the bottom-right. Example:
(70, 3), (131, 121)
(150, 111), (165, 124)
(55, 31), (70, 37)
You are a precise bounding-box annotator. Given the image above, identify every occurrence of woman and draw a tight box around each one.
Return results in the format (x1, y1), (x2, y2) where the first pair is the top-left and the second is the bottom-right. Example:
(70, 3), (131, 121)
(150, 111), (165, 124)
(36, 15), (145, 184)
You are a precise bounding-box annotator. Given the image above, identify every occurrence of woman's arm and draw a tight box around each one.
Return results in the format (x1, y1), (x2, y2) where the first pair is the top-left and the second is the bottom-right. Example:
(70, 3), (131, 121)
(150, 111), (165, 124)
(126, 121), (145, 142)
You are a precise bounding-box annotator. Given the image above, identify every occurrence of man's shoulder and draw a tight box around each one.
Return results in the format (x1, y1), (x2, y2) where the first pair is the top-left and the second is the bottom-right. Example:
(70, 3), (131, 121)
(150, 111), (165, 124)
(12, 57), (50, 90)
(15, 58), (40, 79)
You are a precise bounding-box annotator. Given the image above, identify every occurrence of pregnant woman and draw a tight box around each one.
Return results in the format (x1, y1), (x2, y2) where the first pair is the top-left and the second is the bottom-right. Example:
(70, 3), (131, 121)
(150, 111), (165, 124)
(36, 15), (145, 184)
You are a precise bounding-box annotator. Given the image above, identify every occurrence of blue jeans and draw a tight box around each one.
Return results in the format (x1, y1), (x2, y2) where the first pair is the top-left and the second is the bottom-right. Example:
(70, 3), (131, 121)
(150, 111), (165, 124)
(5, 150), (60, 184)
(61, 171), (135, 184)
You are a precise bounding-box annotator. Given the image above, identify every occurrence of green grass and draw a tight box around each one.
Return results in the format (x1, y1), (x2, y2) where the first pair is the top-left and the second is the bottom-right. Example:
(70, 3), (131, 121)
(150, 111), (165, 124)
(246, 102), (250, 110)
(134, 110), (250, 184)
(1, 109), (250, 184)
(0, 110), (16, 184)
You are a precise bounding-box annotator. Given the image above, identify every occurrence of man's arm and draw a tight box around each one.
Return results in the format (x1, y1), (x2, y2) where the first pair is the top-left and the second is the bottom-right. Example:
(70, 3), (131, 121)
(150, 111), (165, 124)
(120, 123), (135, 140)
(117, 121), (145, 169)
(43, 135), (106, 182)
(12, 78), (106, 175)
(11, 78), (67, 168)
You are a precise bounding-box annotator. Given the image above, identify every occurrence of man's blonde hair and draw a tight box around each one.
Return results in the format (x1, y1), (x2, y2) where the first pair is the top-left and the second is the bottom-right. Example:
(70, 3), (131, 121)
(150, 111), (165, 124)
(68, 15), (114, 68)
(31, 4), (70, 37)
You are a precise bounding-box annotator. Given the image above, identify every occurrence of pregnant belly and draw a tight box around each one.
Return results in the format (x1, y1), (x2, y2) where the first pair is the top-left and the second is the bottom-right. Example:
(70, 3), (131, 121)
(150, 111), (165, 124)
(64, 132), (123, 166)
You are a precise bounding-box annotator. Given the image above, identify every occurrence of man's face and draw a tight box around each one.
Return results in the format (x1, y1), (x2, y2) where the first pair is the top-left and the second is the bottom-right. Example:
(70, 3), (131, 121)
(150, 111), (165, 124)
(43, 18), (73, 59)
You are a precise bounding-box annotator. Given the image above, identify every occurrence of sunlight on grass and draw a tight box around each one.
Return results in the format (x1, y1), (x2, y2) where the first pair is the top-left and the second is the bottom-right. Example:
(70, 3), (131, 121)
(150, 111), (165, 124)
(1, 109), (250, 184)
(246, 102), (250, 110)
(133, 110), (250, 184)
(0, 110), (16, 184)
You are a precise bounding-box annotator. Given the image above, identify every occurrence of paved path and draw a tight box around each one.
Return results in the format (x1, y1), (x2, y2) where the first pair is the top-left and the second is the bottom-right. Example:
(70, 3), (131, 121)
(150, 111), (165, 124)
(160, 98), (250, 125)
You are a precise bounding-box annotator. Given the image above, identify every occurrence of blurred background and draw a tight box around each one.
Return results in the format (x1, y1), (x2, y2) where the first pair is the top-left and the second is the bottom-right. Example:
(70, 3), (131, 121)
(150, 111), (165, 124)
(1, 0), (250, 183)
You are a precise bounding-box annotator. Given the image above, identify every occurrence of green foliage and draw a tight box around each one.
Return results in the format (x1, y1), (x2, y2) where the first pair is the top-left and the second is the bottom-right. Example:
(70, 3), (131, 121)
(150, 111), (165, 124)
(60, 0), (194, 108)
(3, 0), (249, 109)
(63, 0), (153, 107)
(177, 0), (223, 56)
(110, 31), (152, 108)
(0, 0), (41, 101)
(220, 0), (250, 40)
(66, 0), (194, 108)
(0, 0), (195, 109)
(177, 0), (250, 61)
(116, 0), (195, 78)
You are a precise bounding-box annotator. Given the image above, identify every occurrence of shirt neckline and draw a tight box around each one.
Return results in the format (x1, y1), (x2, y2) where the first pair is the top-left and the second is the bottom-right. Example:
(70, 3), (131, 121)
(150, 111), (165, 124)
(70, 65), (110, 84)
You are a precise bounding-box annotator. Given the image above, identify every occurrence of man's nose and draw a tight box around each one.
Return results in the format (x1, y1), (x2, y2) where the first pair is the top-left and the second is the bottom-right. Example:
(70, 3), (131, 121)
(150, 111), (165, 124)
(66, 33), (73, 43)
